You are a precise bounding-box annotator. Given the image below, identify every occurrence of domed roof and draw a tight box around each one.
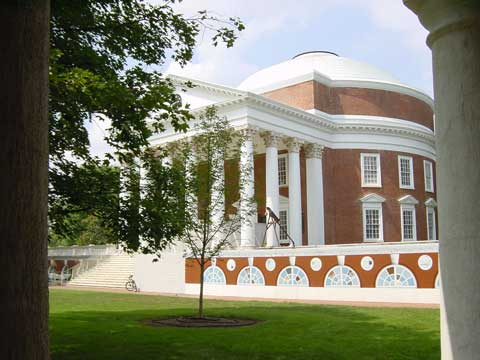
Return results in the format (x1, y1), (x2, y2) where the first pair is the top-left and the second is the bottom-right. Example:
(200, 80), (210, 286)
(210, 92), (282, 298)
(238, 51), (421, 96)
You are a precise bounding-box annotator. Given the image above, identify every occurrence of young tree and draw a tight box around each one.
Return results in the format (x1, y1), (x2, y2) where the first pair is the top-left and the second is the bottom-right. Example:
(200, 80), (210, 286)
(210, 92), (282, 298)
(176, 107), (256, 318)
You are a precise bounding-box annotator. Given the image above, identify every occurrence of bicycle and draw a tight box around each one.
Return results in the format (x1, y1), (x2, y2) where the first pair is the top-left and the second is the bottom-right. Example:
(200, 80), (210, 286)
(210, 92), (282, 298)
(125, 275), (138, 292)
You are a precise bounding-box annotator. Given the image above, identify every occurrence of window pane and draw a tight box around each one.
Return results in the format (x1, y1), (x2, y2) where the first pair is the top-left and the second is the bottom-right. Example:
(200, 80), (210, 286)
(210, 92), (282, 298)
(400, 157), (412, 187)
(402, 209), (415, 240)
(363, 156), (378, 185)
(365, 209), (380, 239)
(279, 210), (288, 240)
(278, 157), (287, 186)
(427, 209), (435, 240)
(425, 161), (433, 192)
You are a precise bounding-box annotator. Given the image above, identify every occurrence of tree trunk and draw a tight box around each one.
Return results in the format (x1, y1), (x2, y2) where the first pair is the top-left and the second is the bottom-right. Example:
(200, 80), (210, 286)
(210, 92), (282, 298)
(199, 262), (205, 318)
(0, 1), (50, 359)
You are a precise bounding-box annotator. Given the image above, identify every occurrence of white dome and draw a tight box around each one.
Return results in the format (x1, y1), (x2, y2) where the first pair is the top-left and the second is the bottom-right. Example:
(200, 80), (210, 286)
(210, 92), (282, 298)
(237, 51), (412, 94)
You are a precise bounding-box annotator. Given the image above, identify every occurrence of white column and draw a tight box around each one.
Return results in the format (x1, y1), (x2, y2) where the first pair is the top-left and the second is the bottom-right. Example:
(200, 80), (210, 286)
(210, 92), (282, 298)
(286, 138), (302, 246)
(211, 148), (225, 248)
(305, 144), (325, 245)
(263, 132), (280, 247)
(240, 128), (257, 247)
(184, 142), (198, 222)
(404, 2), (480, 358)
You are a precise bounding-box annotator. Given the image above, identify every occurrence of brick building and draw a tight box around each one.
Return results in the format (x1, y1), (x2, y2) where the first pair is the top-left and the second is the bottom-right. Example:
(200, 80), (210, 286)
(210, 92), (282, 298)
(145, 51), (439, 298)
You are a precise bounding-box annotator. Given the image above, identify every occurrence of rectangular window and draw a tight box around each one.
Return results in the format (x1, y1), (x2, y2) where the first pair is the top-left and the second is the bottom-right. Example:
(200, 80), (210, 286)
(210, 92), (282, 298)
(398, 156), (414, 189)
(362, 206), (383, 242)
(361, 153), (381, 187)
(278, 155), (287, 186)
(279, 210), (288, 243)
(401, 206), (417, 241)
(424, 160), (434, 192)
(427, 207), (436, 240)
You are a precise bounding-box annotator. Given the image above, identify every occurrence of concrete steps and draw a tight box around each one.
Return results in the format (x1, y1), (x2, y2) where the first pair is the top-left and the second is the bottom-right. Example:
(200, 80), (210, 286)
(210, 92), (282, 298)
(67, 254), (135, 289)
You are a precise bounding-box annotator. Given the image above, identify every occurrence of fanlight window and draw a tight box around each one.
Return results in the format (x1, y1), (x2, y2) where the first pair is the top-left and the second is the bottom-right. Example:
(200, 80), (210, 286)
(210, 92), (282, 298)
(324, 265), (361, 287)
(277, 266), (309, 286)
(203, 266), (226, 285)
(376, 265), (417, 288)
(237, 266), (265, 286)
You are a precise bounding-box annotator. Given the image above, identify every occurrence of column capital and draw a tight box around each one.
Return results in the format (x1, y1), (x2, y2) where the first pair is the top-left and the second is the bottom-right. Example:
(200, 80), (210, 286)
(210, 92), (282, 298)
(261, 131), (281, 148)
(304, 143), (324, 159)
(404, 0), (480, 47)
(240, 127), (258, 140)
(285, 138), (303, 153)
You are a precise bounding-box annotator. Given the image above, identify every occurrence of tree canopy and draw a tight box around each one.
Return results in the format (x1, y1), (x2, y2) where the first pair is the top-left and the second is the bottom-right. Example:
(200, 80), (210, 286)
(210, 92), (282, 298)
(48, 0), (244, 246)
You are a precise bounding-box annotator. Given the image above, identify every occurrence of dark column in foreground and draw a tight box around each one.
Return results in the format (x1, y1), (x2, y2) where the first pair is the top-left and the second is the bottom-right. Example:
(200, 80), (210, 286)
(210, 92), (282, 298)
(0, 1), (50, 359)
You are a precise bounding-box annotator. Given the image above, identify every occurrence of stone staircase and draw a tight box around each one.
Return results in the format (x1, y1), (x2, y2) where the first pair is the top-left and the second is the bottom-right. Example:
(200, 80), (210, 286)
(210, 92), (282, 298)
(67, 254), (135, 289)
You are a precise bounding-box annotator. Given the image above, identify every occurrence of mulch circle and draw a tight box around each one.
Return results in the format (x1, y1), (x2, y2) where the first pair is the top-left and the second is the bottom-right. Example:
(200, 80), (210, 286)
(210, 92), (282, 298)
(143, 316), (259, 328)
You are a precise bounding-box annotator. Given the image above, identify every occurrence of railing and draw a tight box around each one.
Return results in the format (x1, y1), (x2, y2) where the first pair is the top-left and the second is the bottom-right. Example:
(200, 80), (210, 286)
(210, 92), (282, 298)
(48, 244), (121, 258)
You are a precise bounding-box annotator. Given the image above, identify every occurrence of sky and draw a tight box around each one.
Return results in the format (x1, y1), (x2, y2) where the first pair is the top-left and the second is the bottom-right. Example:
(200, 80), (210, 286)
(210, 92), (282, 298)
(88, 0), (433, 157)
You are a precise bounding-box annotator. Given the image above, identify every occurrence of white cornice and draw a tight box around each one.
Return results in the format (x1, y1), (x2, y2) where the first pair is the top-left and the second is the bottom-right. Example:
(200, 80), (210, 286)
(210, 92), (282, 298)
(168, 74), (246, 98)
(183, 93), (435, 147)
(216, 240), (439, 258)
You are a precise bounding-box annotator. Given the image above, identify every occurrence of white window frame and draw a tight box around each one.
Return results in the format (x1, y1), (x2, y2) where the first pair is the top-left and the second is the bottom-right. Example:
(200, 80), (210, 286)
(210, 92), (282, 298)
(360, 194), (385, 243)
(362, 204), (384, 242)
(400, 204), (417, 241)
(425, 198), (437, 240)
(278, 154), (288, 187)
(398, 155), (414, 189)
(360, 153), (382, 188)
(278, 196), (289, 245)
(424, 160), (434, 193)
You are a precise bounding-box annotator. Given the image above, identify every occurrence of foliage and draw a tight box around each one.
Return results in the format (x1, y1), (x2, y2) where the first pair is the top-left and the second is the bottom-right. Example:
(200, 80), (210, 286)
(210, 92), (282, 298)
(49, 214), (115, 247)
(48, 0), (244, 245)
(50, 289), (441, 360)
(118, 151), (187, 257)
(176, 106), (256, 317)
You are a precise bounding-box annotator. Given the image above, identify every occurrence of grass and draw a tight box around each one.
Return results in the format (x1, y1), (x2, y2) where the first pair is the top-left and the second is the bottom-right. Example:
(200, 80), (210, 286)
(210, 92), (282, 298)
(50, 289), (439, 360)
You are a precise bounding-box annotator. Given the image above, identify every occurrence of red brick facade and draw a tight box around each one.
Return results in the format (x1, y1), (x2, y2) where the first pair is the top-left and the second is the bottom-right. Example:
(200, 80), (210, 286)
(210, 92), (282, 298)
(263, 80), (434, 130)
(185, 251), (439, 289)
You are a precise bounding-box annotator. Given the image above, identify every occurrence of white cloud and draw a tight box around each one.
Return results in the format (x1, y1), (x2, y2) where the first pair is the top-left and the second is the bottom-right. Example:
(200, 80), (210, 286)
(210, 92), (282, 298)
(164, 0), (337, 86)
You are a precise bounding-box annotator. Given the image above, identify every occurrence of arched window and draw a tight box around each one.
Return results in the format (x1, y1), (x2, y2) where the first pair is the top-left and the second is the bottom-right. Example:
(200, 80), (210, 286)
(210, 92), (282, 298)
(203, 266), (226, 285)
(277, 266), (309, 286)
(237, 266), (265, 285)
(435, 273), (440, 289)
(324, 265), (361, 287)
(376, 265), (417, 288)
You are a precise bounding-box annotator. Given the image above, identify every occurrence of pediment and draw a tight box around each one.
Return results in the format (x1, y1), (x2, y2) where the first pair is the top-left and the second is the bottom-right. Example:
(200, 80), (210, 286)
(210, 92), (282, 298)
(398, 195), (419, 205)
(360, 193), (386, 203)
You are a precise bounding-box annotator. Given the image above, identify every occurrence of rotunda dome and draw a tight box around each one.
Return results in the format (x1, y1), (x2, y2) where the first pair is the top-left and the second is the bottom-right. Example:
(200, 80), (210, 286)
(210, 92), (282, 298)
(237, 51), (414, 94)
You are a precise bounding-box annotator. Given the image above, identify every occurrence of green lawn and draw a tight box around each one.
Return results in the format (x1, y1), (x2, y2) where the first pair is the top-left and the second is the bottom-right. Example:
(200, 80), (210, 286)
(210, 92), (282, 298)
(50, 289), (439, 360)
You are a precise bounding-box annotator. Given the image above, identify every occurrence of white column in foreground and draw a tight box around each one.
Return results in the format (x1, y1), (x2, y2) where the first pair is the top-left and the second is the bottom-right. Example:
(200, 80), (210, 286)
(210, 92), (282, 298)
(286, 138), (303, 246)
(404, 2), (480, 358)
(263, 132), (280, 247)
(305, 143), (325, 245)
(240, 128), (257, 247)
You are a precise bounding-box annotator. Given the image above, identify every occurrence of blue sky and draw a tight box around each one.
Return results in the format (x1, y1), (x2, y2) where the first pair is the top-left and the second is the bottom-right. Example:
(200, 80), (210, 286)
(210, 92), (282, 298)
(89, 0), (433, 156)
(166, 0), (432, 95)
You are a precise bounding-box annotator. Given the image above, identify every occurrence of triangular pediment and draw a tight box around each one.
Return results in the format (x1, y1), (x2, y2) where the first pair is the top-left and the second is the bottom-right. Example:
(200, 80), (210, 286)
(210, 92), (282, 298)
(398, 195), (419, 205)
(360, 193), (386, 203)
(425, 198), (437, 207)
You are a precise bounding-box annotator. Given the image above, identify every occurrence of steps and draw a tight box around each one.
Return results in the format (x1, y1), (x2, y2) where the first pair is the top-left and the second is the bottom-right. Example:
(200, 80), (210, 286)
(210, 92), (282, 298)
(67, 254), (136, 289)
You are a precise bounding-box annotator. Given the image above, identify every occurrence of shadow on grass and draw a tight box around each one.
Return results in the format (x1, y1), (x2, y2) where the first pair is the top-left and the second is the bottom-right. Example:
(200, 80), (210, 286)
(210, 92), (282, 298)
(50, 301), (439, 360)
